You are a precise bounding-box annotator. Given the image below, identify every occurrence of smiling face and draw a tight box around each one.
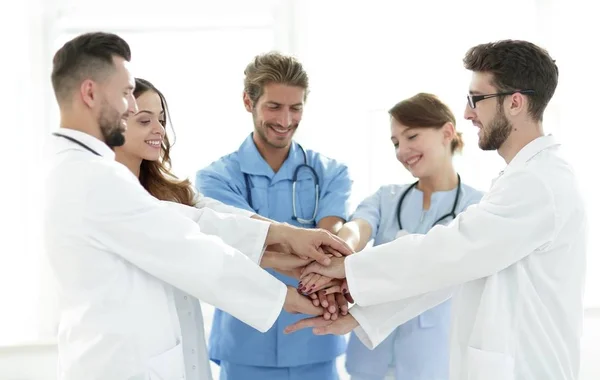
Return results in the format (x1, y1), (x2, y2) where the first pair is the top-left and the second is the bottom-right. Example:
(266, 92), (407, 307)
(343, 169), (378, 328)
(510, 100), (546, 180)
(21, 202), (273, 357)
(464, 72), (513, 151)
(115, 90), (166, 162)
(245, 82), (304, 150)
(390, 117), (454, 179)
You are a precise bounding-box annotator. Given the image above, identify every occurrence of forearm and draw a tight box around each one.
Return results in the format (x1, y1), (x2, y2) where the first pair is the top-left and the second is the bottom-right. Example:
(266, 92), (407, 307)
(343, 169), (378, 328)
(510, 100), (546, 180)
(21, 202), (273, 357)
(264, 222), (295, 247)
(317, 216), (345, 234)
(337, 219), (372, 252)
(251, 214), (273, 222)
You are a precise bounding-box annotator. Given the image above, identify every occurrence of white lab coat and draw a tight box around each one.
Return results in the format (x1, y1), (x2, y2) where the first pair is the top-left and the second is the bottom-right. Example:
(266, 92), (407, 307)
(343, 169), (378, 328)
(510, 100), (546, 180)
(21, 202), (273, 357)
(164, 197), (256, 380)
(347, 135), (587, 380)
(44, 129), (287, 380)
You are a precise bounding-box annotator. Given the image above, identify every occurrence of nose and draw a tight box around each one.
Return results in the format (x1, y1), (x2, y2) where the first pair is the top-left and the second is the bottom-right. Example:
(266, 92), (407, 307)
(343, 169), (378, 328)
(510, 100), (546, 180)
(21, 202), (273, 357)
(464, 102), (476, 121)
(277, 109), (293, 127)
(128, 94), (138, 115)
(395, 140), (410, 158)
(152, 120), (166, 137)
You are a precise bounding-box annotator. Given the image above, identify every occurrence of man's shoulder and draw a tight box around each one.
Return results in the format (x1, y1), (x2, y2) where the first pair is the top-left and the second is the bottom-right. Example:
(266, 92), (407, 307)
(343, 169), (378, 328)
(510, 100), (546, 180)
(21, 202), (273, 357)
(304, 148), (349, 175)
(48, 152), (119, 180)
(197, 151), (242, 178)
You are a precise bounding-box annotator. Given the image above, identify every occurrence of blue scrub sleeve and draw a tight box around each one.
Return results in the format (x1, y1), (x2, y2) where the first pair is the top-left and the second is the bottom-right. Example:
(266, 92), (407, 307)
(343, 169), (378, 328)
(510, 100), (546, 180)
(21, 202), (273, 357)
(195, 170), (255, 213)
(315, 166), (353, 224)
(350, 187), (383, 241)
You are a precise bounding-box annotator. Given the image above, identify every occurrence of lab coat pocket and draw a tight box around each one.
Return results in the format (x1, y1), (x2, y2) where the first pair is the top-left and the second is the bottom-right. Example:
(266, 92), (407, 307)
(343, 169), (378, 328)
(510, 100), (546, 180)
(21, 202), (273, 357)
(466, 347), (515, 380)
(145, 340), (185, 380)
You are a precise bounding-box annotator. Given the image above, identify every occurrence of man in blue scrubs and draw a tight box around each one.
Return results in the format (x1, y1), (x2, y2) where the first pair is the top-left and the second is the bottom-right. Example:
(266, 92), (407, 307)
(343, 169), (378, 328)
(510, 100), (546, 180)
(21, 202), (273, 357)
(195, 52), (352, 380)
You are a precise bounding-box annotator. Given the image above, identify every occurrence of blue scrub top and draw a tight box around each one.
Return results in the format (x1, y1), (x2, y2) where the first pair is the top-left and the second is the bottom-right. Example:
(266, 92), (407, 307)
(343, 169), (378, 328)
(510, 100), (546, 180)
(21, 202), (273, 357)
(195, 134), (353, 368)
(345, 182), (484, 380)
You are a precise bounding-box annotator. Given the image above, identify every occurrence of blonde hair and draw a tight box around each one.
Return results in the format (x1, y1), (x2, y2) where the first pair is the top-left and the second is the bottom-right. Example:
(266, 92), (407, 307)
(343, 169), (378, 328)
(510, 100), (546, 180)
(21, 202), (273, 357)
(243, 51), (309, 104)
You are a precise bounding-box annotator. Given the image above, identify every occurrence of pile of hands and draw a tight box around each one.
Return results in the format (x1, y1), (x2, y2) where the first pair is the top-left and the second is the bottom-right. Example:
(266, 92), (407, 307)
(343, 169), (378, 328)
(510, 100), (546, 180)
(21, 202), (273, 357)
(261, 224), (360, 335)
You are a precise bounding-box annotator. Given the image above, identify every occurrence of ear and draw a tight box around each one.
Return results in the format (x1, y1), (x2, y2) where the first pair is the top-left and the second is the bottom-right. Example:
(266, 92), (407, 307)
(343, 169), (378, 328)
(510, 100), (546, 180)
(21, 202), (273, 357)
(508, 92), (527, 116)
(80, 79), (97, 109)
(243, 92), (253, 113)
(441, 122), (456, 145)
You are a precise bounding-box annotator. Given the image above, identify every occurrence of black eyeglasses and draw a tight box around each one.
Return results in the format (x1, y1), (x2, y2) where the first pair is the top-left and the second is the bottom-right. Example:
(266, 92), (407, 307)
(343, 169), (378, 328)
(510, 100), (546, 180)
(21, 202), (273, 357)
(467, 90), (534, 109)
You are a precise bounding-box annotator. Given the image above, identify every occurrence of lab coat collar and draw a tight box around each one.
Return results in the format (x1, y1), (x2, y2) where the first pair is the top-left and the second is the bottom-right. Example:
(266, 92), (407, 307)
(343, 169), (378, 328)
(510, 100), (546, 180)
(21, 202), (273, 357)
(54, 128), (116, 160)
(237, 133), (305, 181)
(504, 134), (560, 172)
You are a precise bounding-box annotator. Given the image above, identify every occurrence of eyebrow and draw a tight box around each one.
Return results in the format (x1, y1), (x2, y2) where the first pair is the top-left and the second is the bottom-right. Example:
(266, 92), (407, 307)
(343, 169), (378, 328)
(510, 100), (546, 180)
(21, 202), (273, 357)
(469, 90), (484, 95)
(401, 127), (417, 135)
(135, 110), (165, 116)
(266, 101), (303, 107)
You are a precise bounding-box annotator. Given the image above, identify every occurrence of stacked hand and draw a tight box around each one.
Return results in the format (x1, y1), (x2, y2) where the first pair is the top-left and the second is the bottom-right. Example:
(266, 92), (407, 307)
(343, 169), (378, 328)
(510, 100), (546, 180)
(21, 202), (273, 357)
(264, 223), (359, 331)
(284, 256), (359, 335)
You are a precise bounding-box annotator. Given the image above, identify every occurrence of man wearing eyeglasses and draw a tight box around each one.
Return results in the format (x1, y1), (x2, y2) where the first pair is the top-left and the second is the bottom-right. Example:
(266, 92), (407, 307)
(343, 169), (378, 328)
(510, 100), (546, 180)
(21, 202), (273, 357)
(194, 52), (353, 380)
(285, 40), (587, 380)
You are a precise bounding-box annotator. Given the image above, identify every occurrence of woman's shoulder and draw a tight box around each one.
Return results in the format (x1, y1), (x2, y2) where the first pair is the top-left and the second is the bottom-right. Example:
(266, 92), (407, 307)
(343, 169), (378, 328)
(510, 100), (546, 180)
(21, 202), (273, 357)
(460, 182), (486, 205)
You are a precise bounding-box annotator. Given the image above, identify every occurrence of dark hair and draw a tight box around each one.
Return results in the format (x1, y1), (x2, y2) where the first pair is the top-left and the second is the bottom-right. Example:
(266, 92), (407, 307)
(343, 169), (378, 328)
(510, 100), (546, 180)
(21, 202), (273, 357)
(243, 51), (309, 104)
(463, 39), (558, 121)
(389, 93), (464, 154)
(134, 78), (195, 206)
(51, 32), (131, 103)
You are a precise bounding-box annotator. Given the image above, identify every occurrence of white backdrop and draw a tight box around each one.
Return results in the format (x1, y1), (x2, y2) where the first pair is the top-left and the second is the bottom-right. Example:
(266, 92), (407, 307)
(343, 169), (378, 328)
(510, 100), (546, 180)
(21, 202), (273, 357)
(1, 0), (598, 353)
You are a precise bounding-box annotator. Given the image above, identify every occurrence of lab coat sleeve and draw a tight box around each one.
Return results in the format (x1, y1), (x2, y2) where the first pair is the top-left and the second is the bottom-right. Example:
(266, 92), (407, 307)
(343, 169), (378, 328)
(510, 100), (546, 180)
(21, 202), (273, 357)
(316, 164), (353, 223)
(349, 287), (454, 349)
(195, 166), (255, 213)
(349, 187), (383, 241)
(192, 190), (255, 218)
(86, 165), (286, 333)
(345, 169), (556, 307)
(161, 201), (266, 264)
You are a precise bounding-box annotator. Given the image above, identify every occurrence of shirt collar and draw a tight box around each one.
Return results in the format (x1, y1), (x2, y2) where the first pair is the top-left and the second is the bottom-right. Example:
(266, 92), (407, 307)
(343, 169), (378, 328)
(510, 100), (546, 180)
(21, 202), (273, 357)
(54, 128), (116, 160)
(505, 134), (560, 172)
(237, 133), (305, 180)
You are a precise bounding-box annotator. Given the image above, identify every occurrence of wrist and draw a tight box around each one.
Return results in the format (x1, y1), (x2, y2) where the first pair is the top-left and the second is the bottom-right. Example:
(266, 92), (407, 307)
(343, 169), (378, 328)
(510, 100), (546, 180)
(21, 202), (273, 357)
(266, 222), (294, 246)
(283, 286), (294, 313)
(260, 250), (273, 268)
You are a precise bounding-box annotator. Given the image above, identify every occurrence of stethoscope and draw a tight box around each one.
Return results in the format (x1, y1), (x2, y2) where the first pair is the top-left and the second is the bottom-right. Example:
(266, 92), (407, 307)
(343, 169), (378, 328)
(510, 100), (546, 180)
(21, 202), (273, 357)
(53, 132), (101, 156)
(244, 143), (320, 225)
(396, 173), (461, 230)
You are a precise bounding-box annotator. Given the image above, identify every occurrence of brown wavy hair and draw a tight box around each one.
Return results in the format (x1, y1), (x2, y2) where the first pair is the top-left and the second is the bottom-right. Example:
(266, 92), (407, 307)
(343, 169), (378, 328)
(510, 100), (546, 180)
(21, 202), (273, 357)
(135, 78), (195, 206)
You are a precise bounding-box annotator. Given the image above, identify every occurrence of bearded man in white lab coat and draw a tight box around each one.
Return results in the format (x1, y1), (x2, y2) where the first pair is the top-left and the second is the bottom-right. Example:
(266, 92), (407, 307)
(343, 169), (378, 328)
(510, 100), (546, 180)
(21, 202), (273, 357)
(285, 40), (587, 380)
(44, 32), (353, 380)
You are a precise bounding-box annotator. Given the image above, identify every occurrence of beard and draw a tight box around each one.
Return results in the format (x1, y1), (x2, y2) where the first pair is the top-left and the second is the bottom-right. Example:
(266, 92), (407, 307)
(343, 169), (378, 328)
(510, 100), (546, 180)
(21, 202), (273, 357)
(98, 100), (126, 148)
(479, 105), (513, 151)
(252, 111), (297, 150)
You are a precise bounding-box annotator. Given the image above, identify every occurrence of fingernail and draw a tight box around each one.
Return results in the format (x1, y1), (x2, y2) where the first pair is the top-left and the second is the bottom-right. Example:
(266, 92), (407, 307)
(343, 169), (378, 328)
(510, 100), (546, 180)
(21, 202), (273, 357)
(298, 282), (303, 287)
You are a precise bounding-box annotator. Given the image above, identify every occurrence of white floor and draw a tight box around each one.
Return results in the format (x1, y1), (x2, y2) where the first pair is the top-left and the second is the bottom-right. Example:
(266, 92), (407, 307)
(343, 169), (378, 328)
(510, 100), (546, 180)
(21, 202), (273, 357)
(1, 308), (599, 380)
